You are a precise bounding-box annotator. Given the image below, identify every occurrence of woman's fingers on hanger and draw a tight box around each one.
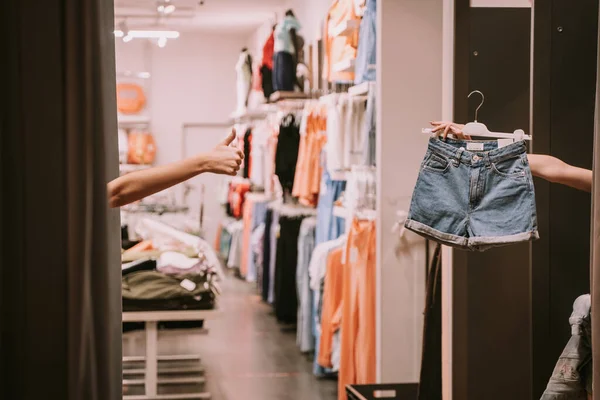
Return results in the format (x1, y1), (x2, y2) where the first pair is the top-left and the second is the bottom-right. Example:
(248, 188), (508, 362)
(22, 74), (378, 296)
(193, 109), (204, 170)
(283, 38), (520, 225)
(443, 124), (451, 139)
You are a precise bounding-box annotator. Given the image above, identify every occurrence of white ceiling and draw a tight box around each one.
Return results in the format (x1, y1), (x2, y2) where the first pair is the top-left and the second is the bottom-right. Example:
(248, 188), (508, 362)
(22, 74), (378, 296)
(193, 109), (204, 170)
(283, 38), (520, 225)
(114, 0), (288, 33)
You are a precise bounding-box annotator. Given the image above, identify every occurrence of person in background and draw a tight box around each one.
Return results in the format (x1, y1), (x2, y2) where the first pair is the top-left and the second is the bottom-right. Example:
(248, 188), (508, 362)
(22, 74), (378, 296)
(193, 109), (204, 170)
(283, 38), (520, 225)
(108, 130), (243, 208)
(432, 121), (593, 400)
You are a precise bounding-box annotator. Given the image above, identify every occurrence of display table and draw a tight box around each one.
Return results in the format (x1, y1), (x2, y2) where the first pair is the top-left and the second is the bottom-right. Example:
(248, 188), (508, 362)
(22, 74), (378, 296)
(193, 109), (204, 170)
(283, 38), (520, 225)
(122, 309), (221, 400)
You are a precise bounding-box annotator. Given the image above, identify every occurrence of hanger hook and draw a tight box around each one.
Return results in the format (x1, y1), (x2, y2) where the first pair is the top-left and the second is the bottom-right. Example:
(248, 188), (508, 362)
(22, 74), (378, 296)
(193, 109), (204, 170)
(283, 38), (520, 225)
(468, 90), (484, 122)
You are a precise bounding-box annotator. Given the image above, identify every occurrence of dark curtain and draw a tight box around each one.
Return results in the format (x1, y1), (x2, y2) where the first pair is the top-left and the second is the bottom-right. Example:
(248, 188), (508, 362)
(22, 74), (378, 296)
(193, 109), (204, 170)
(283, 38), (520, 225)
(1, 0), (121, 398)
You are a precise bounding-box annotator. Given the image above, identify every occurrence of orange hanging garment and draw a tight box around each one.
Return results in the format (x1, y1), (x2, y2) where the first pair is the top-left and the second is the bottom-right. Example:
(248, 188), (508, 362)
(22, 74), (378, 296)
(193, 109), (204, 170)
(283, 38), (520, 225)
(127, 131), (156, 165)
(292, 105), (328, 206)
(323, 0), (360, 83)
(338, 218), (377, 399)
(318, 247), (345, 368)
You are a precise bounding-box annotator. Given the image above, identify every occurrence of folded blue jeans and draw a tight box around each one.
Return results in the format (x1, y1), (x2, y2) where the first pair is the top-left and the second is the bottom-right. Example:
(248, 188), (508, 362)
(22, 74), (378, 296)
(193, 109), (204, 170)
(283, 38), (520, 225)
(541, 294), (592, 399)
(405, 137), (539, 251)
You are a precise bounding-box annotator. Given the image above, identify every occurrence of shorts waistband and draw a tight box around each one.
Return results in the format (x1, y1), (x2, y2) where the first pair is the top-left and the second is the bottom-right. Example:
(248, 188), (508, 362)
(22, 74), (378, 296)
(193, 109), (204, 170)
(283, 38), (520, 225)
(428, 137), (527, 166)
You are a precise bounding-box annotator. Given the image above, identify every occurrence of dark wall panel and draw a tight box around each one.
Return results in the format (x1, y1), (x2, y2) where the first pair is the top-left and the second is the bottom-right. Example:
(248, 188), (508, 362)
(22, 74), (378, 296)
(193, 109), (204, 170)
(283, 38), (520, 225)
(453, 7), (532, 400)
(532, 0), (598, 397)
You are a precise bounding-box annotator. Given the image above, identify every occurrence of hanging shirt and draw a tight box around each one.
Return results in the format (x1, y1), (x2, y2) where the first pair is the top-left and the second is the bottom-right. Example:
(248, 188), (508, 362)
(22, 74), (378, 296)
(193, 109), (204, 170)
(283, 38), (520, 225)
(274, 16), (302, 55)
(323, 0), (360, 82)
(236, 50), (252, 84)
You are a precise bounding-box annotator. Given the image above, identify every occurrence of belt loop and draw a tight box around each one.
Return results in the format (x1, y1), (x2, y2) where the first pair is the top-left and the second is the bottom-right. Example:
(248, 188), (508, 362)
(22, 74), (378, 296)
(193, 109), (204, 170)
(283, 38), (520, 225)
(484, 154), (492, 168)
(453, 147), (464, 166)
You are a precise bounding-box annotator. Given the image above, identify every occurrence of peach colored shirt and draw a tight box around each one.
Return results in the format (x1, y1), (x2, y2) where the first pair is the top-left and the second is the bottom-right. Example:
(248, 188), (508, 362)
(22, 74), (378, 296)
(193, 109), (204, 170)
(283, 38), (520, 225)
(318, 247), (345, 368)
(323, 0), (360, 83)
(338, 218), (377, 399)
(292, 105), (327, 206)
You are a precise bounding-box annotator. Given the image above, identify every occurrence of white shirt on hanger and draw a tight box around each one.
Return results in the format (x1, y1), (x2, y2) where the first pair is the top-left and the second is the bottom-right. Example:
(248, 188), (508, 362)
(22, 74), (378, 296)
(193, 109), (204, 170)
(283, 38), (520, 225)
(308, 235), (347, 291)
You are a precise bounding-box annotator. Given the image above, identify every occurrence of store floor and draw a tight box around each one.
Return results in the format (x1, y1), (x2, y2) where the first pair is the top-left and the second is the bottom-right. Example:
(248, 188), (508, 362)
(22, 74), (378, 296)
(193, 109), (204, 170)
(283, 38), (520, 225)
(123, 273), (338, 400)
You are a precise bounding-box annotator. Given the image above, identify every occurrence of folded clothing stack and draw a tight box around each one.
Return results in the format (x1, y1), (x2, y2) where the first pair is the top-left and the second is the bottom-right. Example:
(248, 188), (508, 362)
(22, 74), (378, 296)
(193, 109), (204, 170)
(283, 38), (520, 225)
(122, 270), (218, 312)
(121, 251), (219, 312)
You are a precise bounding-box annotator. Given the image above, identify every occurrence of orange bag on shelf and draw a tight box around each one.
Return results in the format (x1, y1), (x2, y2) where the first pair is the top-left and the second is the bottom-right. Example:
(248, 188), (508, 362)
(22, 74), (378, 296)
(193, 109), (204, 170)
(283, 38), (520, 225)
(117, 83), (146, 114)
(127, 131), (156, 165)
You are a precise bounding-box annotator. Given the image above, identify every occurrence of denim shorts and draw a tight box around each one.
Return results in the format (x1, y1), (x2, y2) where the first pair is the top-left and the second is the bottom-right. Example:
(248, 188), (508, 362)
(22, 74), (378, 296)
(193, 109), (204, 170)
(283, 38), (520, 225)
(405, 137), (539, 251)
(541, 294), (592, 399)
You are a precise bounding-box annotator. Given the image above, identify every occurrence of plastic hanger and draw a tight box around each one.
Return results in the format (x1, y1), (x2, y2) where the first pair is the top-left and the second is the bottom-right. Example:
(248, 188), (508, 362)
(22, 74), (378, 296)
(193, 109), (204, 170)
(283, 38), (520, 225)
(422, 90), (531, 141)
(461, 91), (531, 141)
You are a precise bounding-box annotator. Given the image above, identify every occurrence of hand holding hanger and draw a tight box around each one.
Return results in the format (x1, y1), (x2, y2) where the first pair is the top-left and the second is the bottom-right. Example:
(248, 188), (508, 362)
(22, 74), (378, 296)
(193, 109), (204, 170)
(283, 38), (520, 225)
(430, 121), (471, 140)
(424, 91), (531, 141)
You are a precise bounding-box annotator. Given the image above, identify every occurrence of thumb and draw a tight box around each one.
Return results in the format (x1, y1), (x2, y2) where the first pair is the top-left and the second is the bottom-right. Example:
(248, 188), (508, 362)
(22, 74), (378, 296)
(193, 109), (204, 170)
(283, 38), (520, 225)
(219, 130), (236, 146)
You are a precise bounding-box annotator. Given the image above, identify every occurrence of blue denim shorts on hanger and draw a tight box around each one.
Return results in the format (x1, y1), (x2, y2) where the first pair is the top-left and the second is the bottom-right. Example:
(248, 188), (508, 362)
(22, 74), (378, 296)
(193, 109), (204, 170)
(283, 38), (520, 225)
(405, 137), (539, 251)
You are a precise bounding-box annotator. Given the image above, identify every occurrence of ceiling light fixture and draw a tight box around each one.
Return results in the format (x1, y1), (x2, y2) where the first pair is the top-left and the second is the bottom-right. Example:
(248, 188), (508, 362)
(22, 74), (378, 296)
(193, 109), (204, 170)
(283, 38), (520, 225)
(158, 37), (167, 48)
(113, 30), (180, 40)
(157, 0), (176, 15)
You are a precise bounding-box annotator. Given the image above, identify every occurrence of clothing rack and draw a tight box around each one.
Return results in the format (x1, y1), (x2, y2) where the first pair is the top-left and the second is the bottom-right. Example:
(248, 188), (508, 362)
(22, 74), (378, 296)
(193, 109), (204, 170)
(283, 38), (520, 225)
(267, 200), (318, 218)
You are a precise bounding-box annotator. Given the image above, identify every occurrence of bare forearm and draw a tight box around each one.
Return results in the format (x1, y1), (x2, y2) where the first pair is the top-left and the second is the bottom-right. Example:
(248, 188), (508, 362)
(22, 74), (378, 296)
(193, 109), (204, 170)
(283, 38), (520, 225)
(528, 154), (592, 192)
(108, 156), (207, 208)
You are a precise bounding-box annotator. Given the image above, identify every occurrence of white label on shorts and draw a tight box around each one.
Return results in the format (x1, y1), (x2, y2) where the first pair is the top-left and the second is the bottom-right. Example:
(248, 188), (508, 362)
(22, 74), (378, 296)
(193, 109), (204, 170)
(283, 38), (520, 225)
(497, 138), (514, 148)
(466, 142), (484, 151)
(180, 279), (197, 292)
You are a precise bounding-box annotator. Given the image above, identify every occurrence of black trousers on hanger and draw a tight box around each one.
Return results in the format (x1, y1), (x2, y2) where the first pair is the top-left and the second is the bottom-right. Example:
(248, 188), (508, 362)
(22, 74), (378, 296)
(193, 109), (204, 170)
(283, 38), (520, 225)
(261, 208), (273, 302)
(418, 244), (442, 400)
(274, 215), (304, 324)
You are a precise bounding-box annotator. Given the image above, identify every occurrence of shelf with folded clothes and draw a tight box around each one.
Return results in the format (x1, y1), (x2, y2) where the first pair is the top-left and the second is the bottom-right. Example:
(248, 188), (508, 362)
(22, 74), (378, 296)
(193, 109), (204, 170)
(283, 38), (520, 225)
(120, 225), (223, 324)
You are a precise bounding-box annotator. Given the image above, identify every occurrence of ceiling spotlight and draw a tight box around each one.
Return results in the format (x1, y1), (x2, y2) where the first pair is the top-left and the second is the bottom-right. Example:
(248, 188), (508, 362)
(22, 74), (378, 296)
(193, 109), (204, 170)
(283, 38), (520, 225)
(158, 37), (167, 48)
(157, 0), (175, 14)
(123, 34), (133, 43)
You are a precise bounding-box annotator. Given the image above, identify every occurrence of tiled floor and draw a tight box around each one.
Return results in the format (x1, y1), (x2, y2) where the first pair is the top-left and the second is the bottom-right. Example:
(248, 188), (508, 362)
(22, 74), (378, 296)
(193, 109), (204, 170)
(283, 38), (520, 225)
(123, 274), (338, 400)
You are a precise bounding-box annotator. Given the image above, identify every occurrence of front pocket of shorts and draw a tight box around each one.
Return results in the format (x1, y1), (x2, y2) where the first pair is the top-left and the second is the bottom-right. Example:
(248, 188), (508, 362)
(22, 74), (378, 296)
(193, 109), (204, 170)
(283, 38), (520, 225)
(491, 156), (527, 179)
(422, 153), (450, 173)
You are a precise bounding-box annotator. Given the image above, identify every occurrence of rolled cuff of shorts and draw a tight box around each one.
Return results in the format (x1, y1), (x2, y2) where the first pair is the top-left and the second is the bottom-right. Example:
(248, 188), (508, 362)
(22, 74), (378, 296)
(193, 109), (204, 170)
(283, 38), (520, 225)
(404, 219), (539, 251)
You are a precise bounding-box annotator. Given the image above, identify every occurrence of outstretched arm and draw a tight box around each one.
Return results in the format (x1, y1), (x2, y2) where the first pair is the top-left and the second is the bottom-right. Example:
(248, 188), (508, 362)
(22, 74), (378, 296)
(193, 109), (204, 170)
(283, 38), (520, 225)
(528, 154), (592, 193)
(108, 131), (243, 208)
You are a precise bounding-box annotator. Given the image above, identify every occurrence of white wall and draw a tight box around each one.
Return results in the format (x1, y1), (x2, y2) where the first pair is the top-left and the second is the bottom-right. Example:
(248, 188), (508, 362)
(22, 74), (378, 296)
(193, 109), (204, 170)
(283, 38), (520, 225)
(116, 32), (247, 165)
(377, 0), (443, 384)
(286, 0), (331, 42)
